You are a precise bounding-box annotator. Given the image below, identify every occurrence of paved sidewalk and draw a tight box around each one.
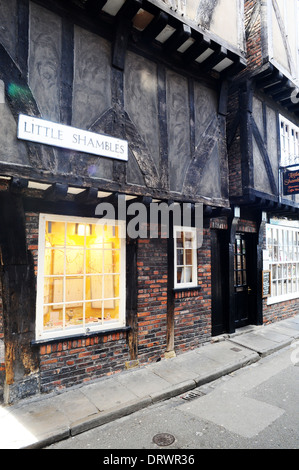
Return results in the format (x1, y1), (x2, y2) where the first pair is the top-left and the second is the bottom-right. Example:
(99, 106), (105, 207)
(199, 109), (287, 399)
(0, 315), (298, 449)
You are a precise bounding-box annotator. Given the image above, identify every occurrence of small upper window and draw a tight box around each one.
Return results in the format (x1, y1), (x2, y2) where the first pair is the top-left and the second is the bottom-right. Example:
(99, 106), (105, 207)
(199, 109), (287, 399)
(174, 226), (197, 288)
(279, 115), (299, 167)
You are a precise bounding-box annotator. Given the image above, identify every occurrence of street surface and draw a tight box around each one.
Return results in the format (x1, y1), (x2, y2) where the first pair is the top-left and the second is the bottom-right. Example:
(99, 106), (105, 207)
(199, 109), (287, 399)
(47, 344), (299, 451)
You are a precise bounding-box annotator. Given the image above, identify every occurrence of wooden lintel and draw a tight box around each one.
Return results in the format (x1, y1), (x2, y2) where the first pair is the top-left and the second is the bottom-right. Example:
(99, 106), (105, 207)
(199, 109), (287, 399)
(44, 183), (68, 201)
(163, 23), (191, 55)
(142, 11), (168, 41)
(75, 187), (98, 204)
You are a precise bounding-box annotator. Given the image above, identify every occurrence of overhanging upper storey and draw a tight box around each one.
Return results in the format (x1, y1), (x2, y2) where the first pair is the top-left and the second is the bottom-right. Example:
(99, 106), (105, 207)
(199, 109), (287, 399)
(67, 0), (247, 77)
(243, 0), (299, 119)
(263, 0), (299, 88)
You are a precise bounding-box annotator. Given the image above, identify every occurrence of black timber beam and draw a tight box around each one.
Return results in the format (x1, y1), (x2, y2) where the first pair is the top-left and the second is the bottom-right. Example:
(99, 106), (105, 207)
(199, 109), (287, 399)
(112, 0), (143, 70)
(44, 183), (68, 201)
(163, 23), (191, 55)
(273, 87), (297, 102)
(85, 0), (108, 14)
(142, 11), (168, 41)
(9, 177), (28, 193)
(263, 76), (290, 95)
(75, 186), (98, 204)
(200, 45), (227, 72)
(256, 69), (284, 88)
(182, 34), (211, 64)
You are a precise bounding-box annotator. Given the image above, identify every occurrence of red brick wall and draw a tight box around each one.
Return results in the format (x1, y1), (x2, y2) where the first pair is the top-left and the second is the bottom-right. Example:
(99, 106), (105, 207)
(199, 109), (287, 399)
(136, 237), (168, 363)
(263, 298), (299, 325)
(244, 0), (263, 72)
(39, 332), (129, 393)
(0, 297), (3, 340)
(174, 228), (212, 353)
(23, 212), (214, 393)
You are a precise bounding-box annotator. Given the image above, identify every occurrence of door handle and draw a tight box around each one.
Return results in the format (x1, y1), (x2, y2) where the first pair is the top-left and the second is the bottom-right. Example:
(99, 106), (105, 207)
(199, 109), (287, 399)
(248, 287), (252, 293)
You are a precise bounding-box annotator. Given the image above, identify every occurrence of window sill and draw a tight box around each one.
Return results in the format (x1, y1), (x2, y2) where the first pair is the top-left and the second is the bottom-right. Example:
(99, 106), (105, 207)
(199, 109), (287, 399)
(267, 293), (299, 305)
(31, 326), (131, 345)
(173, 286), (200, 293)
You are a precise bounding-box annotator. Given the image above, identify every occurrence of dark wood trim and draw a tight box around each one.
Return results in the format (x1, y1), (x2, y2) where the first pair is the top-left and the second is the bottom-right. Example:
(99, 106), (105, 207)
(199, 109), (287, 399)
(166, 206), (175, 353)
(17, 0), (29, 77)
(60, 17), (74, 126)
(239, 82), (254, 192)
(158, 64), (168, 191)
(126, 238), (138, 360)
(251, 117), (278, 195)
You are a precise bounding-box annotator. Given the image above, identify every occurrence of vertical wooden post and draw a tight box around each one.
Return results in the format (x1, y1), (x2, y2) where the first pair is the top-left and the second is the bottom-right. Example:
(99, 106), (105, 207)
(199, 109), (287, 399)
(126, 237), (138, 361)
(166, 209), (175, 356)
(0, 192), (39, 403)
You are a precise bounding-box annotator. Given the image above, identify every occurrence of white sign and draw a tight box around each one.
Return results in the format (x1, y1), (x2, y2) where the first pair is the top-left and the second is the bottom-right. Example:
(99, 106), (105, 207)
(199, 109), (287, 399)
(17, 114), (128, 161)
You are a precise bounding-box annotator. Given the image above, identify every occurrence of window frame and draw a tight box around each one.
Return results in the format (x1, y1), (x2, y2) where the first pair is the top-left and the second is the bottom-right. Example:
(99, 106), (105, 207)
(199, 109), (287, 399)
(266, 223), (299, 305)
(173, 226), (198, 289)
(36, 213), (126, 341)
(279, 115), (299, 167)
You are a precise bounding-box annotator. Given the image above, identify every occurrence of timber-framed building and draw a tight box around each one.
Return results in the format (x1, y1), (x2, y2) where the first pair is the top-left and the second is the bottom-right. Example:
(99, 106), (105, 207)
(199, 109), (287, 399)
(0, 0), (298, 403)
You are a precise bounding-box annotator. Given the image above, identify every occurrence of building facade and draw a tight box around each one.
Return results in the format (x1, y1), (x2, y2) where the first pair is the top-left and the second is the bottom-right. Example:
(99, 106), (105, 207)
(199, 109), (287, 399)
(224, 0), (299, 336)
(0, 0), (297, 404)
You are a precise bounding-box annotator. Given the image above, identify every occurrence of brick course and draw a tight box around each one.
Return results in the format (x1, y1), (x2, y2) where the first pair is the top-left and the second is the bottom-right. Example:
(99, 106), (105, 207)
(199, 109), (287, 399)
(22, 213), (214, 393)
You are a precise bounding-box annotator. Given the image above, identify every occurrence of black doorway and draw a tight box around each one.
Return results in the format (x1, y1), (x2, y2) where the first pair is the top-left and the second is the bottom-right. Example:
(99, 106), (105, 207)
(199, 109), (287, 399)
(233, 233), (257, 328)
(211, 230), (229, 336)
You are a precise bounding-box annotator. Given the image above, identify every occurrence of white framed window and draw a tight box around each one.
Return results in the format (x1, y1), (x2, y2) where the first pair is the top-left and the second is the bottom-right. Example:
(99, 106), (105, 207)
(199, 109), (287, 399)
(266, 223), (299, 304)
(279, 115), (299, 167)
(174, 226), (197, 288)
(36, 214), (126, 340)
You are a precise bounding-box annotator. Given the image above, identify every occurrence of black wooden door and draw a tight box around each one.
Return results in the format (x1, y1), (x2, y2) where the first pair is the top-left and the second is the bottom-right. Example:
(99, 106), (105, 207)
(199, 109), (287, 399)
(233, 233), (256, 328)
(211, 231), (228, 336)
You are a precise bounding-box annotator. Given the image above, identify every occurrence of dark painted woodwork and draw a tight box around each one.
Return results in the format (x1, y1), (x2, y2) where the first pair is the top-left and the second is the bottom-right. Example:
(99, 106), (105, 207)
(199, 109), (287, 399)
(126, 238), (138, 360)
(0, 192), (38, 402)
(201, 46), (227, 73)
(17, 0), (29, 76)
(44, 183), (68, 201)
(75, 186), (98, 203)
(166, 203), (174, 353)
(162, 23), (191, 55)
(239, 83), (254, 192)
(142, 11), (169, 42)
(60, 17), (74, 126)
(183, 34), (211, 65)
(211, 230), (229, 336)
(251, 117), (278, 194)
(157, 64), (169, 191)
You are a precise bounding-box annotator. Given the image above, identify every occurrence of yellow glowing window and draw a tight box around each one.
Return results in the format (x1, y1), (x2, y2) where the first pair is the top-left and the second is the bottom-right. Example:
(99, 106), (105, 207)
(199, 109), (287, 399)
(36, 214), (125, 340)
